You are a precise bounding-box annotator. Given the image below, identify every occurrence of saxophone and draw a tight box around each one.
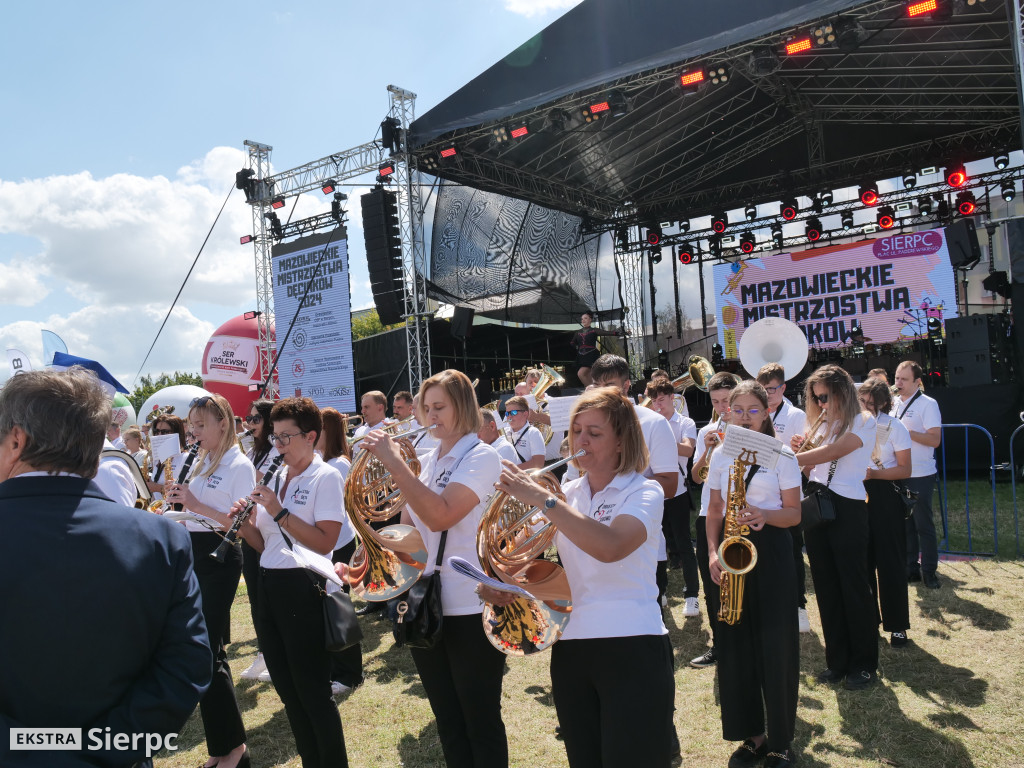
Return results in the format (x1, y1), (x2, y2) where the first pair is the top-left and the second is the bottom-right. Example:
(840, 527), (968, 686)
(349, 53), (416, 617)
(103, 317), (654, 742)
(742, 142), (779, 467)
(717, 448), (759, 626)
(147, 458), (174, 513)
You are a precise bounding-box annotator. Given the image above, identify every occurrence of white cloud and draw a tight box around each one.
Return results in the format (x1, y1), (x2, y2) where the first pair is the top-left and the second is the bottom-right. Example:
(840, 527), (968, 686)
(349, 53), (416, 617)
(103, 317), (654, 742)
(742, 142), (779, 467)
(0, 259), (50, 306)
(503, 0), (582, 17)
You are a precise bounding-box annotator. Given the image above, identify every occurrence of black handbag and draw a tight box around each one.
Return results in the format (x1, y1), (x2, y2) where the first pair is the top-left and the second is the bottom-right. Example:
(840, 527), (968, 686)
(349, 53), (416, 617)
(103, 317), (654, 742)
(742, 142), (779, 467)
(800, 460), (838, 532)
(893, 482), (919, 518)
(388, 531), (447, 650)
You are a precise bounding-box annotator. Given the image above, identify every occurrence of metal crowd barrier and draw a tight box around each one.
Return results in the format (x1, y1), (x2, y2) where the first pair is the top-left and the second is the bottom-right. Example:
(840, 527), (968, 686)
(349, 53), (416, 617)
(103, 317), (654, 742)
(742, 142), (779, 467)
(1005, 424), (1024, 559)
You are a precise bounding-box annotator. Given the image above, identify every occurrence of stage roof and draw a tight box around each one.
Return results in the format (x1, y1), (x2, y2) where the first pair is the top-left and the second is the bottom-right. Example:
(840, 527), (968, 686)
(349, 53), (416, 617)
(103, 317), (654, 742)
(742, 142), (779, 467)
(409, 0), (1022, 227)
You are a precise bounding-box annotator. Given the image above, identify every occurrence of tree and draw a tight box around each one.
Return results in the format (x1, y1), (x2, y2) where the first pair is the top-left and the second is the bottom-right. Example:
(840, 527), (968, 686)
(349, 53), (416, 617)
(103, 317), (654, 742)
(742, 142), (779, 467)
(350, 309), (403, 340)
(128, 371), (205, 413)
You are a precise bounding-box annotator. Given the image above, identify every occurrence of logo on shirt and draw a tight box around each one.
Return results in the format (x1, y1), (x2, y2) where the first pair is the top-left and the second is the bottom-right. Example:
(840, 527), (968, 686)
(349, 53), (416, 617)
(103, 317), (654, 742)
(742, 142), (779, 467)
(205, 474), (222, 490)
(290, 485), (310, 506)
(434, 468), (452, 489)
(592, 502), (616, 523)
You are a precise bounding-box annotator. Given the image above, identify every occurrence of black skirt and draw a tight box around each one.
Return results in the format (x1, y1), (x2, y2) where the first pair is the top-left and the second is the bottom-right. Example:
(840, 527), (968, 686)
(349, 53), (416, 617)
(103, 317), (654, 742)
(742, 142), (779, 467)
(576, 348), (600, 368)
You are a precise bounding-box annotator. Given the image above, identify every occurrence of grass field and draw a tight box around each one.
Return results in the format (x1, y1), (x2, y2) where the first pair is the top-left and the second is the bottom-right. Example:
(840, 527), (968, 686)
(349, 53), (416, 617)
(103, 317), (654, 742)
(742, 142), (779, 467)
(155, 556), (1024, 768)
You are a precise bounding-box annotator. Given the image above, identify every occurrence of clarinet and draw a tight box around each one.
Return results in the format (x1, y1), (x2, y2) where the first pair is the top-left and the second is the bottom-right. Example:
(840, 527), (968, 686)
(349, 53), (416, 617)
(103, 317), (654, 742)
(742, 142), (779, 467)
(210, 455), (285, 563)
(169, 444), (202, 513)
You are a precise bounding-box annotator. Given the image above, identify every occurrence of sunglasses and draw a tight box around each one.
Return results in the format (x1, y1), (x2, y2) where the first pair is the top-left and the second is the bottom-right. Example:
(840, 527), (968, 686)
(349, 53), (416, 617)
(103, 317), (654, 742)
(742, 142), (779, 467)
(190, 396), (213, 409)
(506, 410), (523, 417)
(812, 393), (830, 404)
(246, 414), (263, 425)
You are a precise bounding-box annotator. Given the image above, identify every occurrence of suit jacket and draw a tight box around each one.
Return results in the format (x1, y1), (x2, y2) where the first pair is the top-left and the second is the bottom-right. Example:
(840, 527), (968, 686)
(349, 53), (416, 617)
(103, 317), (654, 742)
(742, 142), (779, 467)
(0, 476), (212, 767)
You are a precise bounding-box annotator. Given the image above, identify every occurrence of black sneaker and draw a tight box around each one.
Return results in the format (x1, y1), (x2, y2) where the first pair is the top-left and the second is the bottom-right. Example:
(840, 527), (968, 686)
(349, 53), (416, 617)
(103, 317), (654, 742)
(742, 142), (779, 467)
(765, 749), (793, 767)
(907, 570), (922, 583)
(890, 631), (909, 647)
(689, 648), (717, 668)
(816, 668), (845, 683)
(844, 670), (877, 690)
(728, 739), (767, 768)
(923, 571), (940, 589)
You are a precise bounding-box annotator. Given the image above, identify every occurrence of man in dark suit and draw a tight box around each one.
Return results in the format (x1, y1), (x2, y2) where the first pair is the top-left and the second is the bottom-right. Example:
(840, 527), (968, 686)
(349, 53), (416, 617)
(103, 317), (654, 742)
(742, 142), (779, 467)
(0, 368), (212, 767)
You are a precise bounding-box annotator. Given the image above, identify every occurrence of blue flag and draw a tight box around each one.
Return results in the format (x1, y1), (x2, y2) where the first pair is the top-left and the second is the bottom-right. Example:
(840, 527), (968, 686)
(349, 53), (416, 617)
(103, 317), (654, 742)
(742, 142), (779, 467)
(50, 352), (129, 399)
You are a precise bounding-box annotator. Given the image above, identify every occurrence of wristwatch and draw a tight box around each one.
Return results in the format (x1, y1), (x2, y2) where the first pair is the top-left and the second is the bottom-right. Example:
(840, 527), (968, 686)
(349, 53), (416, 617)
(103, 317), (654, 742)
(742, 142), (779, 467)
(544, 496), (558, 510)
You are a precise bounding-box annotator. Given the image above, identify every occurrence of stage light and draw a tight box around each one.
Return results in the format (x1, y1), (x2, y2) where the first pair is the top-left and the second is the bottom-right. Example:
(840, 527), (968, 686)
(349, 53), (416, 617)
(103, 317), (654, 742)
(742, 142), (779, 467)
(420, 154), (439, 172)
(903, 172), (917, 189)
(781, 199), (799, 221)
(744, 203), (757, 221)
(937, 199), (950, 219)
(841, 210), (855, 230)
(927, 316), (945, 343)
(680, 69), (706, 90)
(877, 206), (895, 229)
(646, 226), (662, 246)
(956, 190), (976, 216)
(242, 310), (262, 321)
(739, 231), (756, 253)
(995, 152), (1010, 170)
(544, 108), (571, 133)
(265, 212), (283, 239)
(376, 162), (395, 184)
(270, 197), (285, 210)
(918, 195), (934, 216)
(608, 90), (629, 117)
(509, 122), (530, 139)
(708, 235), (723, 257)
(491, 126), (509, 143)
(819, 189), (834, 206)
(785, 37), (813, 55)
(946, 165), (967, 188)
(615, 227), (629, 250)
(677, 244), (694, 264)
(321, 179), (337, 195)
(678, 64), (729, 94)
(439, 145), (458, 160)
(679, 219), (691, 233)
(907, 0), (952, 18)
(711, 211), (728, 234)
(749, 47), (781, 77)
(806, 217), (823, 242)
(771, 222), (784, 248)
(582, 91), (628, 123)
(707, 65), (729, 85)
(1002, 181), (1016, 202)
(650, 248), (662, 265)
(859, 183), (879, 206)
(813, 23), (836, 46)
(239, 235), (253, 245)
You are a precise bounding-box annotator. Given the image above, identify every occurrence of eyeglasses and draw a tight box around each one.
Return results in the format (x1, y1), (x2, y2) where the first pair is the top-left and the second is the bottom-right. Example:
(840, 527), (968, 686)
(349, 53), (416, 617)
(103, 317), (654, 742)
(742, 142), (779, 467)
(506, 410), (523, 417)
(246, 414), (263, 425)
(189, 396), (213, 409)
(764, 385), (781, 394)
(812, 393), (830, 404)
(153, 428), (173, 435)
(270, 430), (306, 445)
(731, 407), (762, 417)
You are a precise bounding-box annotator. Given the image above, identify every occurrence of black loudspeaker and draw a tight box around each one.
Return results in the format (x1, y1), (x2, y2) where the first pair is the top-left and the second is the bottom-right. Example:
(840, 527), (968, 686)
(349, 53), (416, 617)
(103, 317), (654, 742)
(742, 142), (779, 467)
(944, 219), (981, 269)
(451, 306), (475, 340)
(1005, 217), (1024, 283)
(361, 188), (404, 326)
(945, 314), (1013, 387)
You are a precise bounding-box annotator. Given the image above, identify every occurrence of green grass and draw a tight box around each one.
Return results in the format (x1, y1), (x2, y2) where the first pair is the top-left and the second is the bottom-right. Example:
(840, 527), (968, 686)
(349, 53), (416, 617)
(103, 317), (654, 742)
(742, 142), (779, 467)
(156, 559), (1024, 768)
(935, 477), (1022, 559)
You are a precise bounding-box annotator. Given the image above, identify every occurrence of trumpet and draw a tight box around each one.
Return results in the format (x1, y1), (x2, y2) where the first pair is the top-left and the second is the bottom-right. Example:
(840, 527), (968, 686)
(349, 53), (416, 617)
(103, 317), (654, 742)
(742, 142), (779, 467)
(343, 424), (436, 601)
(795, 411), (827, 454)
(476, 450), (584, 655)
(211, 454), (285, 563)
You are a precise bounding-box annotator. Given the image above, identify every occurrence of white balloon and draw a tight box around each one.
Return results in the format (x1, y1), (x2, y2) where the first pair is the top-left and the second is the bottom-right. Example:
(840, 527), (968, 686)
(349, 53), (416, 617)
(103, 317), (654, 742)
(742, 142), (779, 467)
(139, 384), (213, 424)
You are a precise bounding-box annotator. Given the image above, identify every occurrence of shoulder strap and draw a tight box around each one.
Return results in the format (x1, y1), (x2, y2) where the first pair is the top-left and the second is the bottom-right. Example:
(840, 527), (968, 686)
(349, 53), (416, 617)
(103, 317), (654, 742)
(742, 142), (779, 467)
(897, 390), (922, 421)
(743, 464), (761, 487)
(825, 459), (839, 487)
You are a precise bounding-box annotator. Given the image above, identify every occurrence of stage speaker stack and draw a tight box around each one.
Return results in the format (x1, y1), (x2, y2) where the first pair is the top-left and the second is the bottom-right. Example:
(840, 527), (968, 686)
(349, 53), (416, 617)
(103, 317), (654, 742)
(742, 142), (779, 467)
(945, 314), (1012, 387)
(451, 305), (475, 340)
(361, 188), (404, 326)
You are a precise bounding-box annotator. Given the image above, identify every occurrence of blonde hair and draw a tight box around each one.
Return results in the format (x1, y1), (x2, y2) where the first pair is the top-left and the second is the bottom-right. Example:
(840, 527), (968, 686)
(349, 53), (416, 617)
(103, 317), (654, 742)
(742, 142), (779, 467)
(803, 364), (861, 439)
(568, 386), (648, 475)
(417, 369), (481, 436)
(188, 394), (237, 478)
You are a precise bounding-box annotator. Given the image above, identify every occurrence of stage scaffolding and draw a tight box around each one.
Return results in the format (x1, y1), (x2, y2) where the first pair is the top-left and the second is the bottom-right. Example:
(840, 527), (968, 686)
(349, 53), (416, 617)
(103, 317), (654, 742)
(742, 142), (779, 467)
(614, 224), (648, 379)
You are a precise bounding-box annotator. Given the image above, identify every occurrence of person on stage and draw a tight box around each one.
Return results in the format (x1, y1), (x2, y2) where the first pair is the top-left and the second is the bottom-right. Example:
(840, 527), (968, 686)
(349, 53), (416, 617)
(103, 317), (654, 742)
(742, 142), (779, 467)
(165, 394), (257, 768)
(570, 311), (619, 386)
(792, 364), (878, 690)
(892, 360), (943, 588)
(689, 371), (738, 668)
(359, 370), (507, 768)
(859, 377), (913, 646)
(705, 380), (801, 768)
(489, 386), (674, 768)
(239, 397), (350, 768)
(503, 395), (546, 470)
(756, 363), (810, 633)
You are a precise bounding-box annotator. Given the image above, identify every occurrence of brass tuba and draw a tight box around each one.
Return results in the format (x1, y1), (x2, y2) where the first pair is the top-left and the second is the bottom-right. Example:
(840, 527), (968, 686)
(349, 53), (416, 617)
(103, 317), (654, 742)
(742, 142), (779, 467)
(530, 365), (565, 445)
(475, 451), (583, 655)
(717, 448), (759, 625)
(640, 355), (716, 407)
(343, 424), (435, 601)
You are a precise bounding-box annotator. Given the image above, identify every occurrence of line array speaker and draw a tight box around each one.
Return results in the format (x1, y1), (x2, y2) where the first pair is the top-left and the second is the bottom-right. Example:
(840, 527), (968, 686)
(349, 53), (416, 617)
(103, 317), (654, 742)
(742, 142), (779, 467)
(361, 188), (404, 326)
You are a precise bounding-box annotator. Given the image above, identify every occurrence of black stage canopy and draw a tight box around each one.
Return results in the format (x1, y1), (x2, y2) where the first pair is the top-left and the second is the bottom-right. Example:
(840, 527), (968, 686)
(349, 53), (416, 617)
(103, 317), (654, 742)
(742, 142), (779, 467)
(409, 0), (1022, 227)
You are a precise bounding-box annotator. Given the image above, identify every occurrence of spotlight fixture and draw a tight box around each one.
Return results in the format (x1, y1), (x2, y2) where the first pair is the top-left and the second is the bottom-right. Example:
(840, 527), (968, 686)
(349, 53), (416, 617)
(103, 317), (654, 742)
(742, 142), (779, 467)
(995, 151), (1010, 170)
(491, 125), (510, 143)
(509, 122), (530, 139)
(902, 171), (917, 189)
(711, 211), (728, 234)
(770, 222), (784, 248)
(841, 210), (855, 230)
(805, 217), (823, 242)
(812, 22), (836, 46)
(781, 199), (799, 221)
(707, 65), (730, 85)
(877, 206), (896, 229)
(679, 220), (691, 233)
(946, 164), (968, 188)
(681, 64), (730, 92)
(907, 0), (952, 19)
(650, 248), (663, 265)
(439, 145), (458, 161)
(819, 189), (834, 206)
(376, 162), (396, 184)
(419, 154), (439, 172)
(749, 47), (781, 77)
(785, 37), (813, 55)
(859, 183), (879, 206)
(321, 179), (337, 195)
(739, 231), (756, 253)
(544, 108), (571, 133)
(937, 199), (950, 219)
(744, 203), (757, 221)
(265, 211), (283, 239)
(239, 235), (254, 245)
(677, 243), (694, 264)
(956, 190), (977, 216)
(708, 235), (723, 257)
(646, 226), (662, 246)
(1002, 181), (1016, 202)
(582, 90), (629, 123)
(918, 196), (935, 216)
(270, 197), (286, 210)
(331, 192), (347, 223)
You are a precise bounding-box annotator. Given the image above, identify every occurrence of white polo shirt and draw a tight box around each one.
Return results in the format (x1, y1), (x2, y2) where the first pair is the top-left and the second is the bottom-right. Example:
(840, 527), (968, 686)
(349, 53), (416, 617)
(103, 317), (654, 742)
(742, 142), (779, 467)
(488, 435), (520, 465)
(409, 434), (502, 616)
(770, 398), (807, 447)
(706, 445), (802, 515)
(807, 413), (876, 501)
(891, 392), (942, 477)
(694, 419), (726, 517)
(634, 404), (684, 498)
(183, 445), (257, 533)
(869, 413), (912, 470)
(667, 411), (698, 488)
(247, 444), (280, 475)
(326, 456), (356, 550)
(255, 454), (345, 572)
(506, 424), (545, 464)
(559, 471), (667, 640)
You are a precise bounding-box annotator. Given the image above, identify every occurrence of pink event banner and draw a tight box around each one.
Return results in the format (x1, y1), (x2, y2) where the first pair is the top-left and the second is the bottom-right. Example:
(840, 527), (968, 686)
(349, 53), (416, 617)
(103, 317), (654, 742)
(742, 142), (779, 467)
(713, 227), (959, 356)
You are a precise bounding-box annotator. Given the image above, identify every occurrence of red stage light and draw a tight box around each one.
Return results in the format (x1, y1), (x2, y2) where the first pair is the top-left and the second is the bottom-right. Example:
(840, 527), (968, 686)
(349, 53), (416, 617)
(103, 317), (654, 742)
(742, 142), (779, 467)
(946, 166), (967, 188)
(440, 146), (458, 159)
(860, 185), (879, 206)
(270, 197), (285, 210)
(680, 70), (705, 87)
(907, 0), (938, 16)
(678, 245), (694, 264)
(711, 212), (728, 233)
(956, 191), (976, 216)
(646, 229), (662, 246)
(378, 163), (395, 177)
(510, 125), (529, 139)
(877, 206), (895, 229)
(805, 217), (823, 241)
(589, 101), (610, 114)
(739, 231), (756, 253)
(321, 180), (336, 195)
(240, 235), (253, 245)
(785, 38), (813, 55)
(781, 200), (798, 221)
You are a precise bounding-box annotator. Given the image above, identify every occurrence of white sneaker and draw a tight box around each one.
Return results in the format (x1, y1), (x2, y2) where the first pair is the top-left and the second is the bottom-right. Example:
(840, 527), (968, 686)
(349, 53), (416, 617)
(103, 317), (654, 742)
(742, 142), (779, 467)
(240, 652), (267, 681)
(682, 597), (700, 617)
(331, 681), (353, 697)
(798, 607), (811, 633)
(257, 667), (272, 683)
(659, 594), (668, 608)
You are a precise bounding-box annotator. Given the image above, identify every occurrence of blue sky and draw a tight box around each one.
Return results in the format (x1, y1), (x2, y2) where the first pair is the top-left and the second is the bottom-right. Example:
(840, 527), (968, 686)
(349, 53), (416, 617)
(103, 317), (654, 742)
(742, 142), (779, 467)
(0, 0), (583, 385)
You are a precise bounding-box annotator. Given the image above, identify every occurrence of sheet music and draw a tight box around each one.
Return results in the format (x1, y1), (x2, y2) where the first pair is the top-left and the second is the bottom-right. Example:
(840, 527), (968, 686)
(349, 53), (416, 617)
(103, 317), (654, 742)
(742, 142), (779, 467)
(280, 547), (347, 592)
(150, 433), (181, 466)
(544, 395), (580, 434)
(448, 556), (535, 599)
(524, 394), (538, 411)
(162, 510), (224, 530)
(717, 424), (785, 470)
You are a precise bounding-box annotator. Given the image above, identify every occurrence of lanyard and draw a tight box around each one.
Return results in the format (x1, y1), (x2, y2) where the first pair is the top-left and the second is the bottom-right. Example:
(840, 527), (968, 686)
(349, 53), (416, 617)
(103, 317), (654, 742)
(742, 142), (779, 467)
(897, 390), (922, 421)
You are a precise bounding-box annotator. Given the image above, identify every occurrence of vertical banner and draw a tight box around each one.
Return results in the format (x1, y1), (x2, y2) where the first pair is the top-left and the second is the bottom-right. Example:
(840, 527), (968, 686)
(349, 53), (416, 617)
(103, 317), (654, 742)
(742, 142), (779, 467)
(714, 226), (959, 355)
(271, 229), (356, 413)
(7, 348), (33, 377)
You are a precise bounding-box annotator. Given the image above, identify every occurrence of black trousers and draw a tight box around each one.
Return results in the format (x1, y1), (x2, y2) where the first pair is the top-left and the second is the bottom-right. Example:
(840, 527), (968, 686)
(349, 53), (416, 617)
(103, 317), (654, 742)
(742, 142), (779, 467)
(258, 568), (348, 768)
(791, 528), (807, 608)
(190, 532), (246, 757)
(551, 634), (675, 768)
(241, 539), (261, 649)
(716, 526), (799, 753)
(663, 492), (699, 598)
(410, 614), (508, 768)
(804, 495), (879, 676)
(904, 474), (939, 574)
(865, 479), (910, 632)
(695, 516), (722, 643)
(330, 540), (364, 687)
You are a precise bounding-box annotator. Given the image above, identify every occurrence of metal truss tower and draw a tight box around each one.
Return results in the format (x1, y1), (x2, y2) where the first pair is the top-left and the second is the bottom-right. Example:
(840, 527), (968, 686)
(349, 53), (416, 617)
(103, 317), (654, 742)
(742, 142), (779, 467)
(614, 226), (648, 380)
(388, 84), (432, 392)
(244, 140), (276, 395)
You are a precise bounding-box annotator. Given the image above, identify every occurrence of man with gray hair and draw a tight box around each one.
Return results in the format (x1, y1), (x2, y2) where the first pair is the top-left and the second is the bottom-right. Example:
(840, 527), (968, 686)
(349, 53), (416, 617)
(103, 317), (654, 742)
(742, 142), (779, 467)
(0, 367), (212, 767)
